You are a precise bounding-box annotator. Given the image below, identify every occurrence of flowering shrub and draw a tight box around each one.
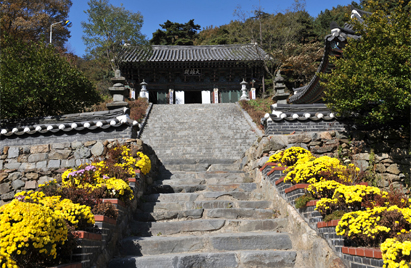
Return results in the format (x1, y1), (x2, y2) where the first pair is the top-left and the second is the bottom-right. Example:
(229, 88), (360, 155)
(381, 234), (411, 268)
(61, 164), (134, 202)
(14, 191), (95, 230)
(307, 180), (344, 199)
(268, 147), (313, 168)
(0, 199), (68, 267)
(336, 206), (411, 248)
(107, 145), (151, 175)
(284, 156), (353, 184)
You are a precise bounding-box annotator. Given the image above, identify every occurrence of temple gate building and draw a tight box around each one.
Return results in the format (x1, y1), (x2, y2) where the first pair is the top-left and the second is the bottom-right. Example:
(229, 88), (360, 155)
(119, 44), (266, 104)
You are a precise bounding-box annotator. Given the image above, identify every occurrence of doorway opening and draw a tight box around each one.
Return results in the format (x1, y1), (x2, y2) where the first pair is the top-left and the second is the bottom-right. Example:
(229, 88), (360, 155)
(185, 91), (202, 104)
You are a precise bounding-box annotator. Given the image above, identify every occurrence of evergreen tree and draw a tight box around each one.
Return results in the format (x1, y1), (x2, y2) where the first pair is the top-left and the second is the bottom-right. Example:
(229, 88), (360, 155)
(150, 19), (201, 45)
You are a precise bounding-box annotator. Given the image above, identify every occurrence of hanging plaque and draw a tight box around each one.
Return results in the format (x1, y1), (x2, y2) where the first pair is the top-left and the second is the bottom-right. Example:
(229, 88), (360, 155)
(184, 69), (201, 76)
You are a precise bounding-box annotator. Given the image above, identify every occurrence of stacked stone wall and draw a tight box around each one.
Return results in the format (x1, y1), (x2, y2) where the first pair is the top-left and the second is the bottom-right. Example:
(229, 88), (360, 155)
(0, 138), (159, 206)
(242, 130), (410, 191)
(265, 119), (347, 135)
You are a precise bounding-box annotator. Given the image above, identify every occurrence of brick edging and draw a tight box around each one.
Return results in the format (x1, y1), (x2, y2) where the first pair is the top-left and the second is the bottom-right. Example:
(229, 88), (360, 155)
(275, 176), (286, 185)
(306, 200), (319, 207)
(317, 220), (340, 228)
(73, 231), (102, 240)
(259, 162), (279, 171)
(94, 215), (116, 225)
(103, 198), (125, 208)
(267, 166), (287, 176)
(342, 247), (382, 259)
(284, 183), (309, 194)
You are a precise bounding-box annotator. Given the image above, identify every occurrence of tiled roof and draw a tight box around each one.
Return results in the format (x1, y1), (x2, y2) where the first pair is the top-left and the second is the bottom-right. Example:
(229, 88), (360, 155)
(120, 44), (267, 63)
(262, 103), (336, 123)
(0, 108), (139, 137)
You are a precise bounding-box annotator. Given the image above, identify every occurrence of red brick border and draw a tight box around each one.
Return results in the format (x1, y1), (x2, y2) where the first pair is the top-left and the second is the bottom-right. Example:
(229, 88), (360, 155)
(275, 176), (286, 185)
(267, 166), (287, 176)
(103, 198), (125, 208)
(94, 215), (116, 225)
(284, 183), (309, 194)
(317, 220), (341, 228)
(128, 178), (136, 183)
(342, 247), (382, 259)
(72, 231), (102, 240)
(259, 162), (279, 171)
(306, 200), (319, 207)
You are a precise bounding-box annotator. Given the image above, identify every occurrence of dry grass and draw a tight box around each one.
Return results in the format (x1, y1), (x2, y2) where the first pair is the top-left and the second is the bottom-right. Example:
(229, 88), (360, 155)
(239, 98), (272, 131)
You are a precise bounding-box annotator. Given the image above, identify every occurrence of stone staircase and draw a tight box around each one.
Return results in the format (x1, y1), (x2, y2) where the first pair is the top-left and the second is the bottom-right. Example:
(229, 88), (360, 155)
(108, 104), (298, 267)
(139, 103), (257, 171)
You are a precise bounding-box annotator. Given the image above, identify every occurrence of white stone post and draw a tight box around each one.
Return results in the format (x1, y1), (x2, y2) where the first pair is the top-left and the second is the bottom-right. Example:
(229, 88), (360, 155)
(139, 80), (149, 100)
(169, 89), (174, 104)
(213, 88), (219, 103)
(240, 79), (249, 101)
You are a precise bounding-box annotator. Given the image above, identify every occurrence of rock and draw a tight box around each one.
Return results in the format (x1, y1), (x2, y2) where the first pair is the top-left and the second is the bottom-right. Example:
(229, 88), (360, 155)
(25, 181), (37, 189)
(381, 158), (394, 164)
(48, 160), (61, 169)
(352, 153), (370, 161)
(11, 180), (25, 190)
(84, 141), (97, 147)
(311, 144), (337, 154)
(36, 161), (48, 170)
(18, 163), (36, 170)
(8, 172), (22, 181)
(4, 162), (21, 170)
(387, 164), (401, 175)
(38, 176), (54, 185)
(375, 164), (386, 173)
(30, 144), (50, 154)
(74, 147), (91, 159)
(0, 160), (2, 170)
(7, 147), (20, 158)
(0, 172), (7, 183)
(91, 142), (104, 156)
(308, 141), (322, 146)
(17, 155), (28, 162)
(319, 132), (332, 140)
(51, 143), (70, 149)
(381, 173), (401, 182)
(28, 153), (48, 163)
(25, 173), (39, 180)
(21, 146), (30, 154)
(3, 146), (9, 155)
(288, 134), (311, 144)
(1, 192), (14, 200)
(71, 141), (83, 149)
(49, 150), (71, 160)
(353, 160), (369, 171)
(61, 159), (76, 168)
(0, 183), (10, 194)
(257, 157), (269, 168)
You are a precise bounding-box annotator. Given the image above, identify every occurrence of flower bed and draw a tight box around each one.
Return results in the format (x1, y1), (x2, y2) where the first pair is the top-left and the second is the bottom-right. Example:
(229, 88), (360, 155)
(0, 143), (152, 268)
(264, 146), (411, 268)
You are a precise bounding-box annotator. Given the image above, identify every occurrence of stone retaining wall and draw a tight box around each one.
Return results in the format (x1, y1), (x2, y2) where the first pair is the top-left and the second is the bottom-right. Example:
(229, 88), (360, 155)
(242, 130), (410, 192)
(0, 138), (160, 206)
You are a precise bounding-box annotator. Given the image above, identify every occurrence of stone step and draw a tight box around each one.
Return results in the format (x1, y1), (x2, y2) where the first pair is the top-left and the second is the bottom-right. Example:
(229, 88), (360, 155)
(130, 218), (287, 236)
(134, 207), (275, 222)
(119, 232), (293, 256)
(139, 200), (272, 212)
(146, 183), (257, 194)
(142, 191), (258, 203)
(109, 250), (297, 268)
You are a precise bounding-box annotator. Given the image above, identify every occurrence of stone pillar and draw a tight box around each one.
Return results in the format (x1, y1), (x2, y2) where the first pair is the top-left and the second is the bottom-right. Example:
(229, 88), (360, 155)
(250, 79), (256, 99)
(107, 69), (129, 110)
(240, 79), (249, 101)
(169, 89), (174, 104)
(139, 80), (149, 100)
(272, 71), (289, 104)
(213, 88), (219, 103)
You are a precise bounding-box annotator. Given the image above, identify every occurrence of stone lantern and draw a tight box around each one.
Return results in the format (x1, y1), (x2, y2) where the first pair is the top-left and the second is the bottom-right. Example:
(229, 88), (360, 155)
(272, 71), (289, 104)
(107, 69), (129, 110)
(240, 79), (249, 101)
(139, 80), (149, 100)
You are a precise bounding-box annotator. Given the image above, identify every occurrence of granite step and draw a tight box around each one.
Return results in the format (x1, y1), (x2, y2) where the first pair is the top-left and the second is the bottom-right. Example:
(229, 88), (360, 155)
(146, 182), (257, 194)
(142, 191), (258, 203)
(129, 218), (287, 236)
(119, 232), (293, 256)
(138, 200), (272, 212)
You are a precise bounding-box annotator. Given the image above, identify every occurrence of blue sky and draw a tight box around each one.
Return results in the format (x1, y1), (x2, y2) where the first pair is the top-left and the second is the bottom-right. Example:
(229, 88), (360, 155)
(67, 0), (355, 57)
